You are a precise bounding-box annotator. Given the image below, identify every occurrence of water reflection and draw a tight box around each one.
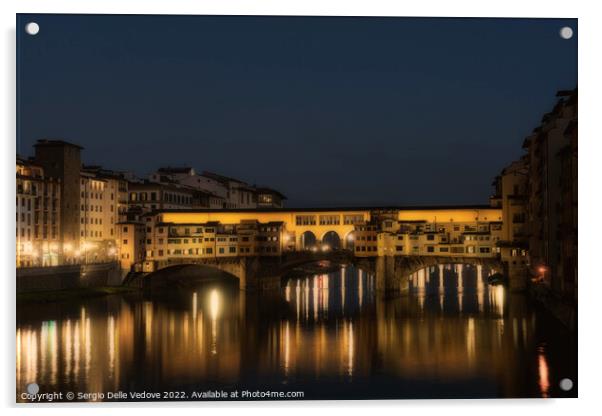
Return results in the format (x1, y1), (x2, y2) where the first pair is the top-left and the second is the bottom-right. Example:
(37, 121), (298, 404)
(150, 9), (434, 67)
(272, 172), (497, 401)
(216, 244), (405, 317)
(16, 263), (576, 401)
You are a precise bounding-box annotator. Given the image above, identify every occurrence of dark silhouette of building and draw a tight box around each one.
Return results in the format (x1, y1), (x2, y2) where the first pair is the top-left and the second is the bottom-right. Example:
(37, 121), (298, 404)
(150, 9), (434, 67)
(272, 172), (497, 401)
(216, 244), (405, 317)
(522, 89), (577, 302)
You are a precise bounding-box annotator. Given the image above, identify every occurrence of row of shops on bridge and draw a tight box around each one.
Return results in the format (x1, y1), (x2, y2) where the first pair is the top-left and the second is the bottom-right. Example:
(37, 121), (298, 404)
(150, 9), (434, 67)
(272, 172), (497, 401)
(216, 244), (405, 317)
(116, 206), (516, 274)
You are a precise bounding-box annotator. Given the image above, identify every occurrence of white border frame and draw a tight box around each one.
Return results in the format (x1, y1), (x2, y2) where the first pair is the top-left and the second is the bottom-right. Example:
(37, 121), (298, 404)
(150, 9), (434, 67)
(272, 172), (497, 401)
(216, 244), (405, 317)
(2, 1), (600, 414)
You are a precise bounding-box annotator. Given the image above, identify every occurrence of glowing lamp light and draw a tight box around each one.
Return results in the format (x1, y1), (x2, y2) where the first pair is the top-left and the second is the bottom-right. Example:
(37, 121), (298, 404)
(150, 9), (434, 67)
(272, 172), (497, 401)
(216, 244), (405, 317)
(311, 246), (318, 253)
(322, 244), (330, 252)
(82, 241), (94, 250)
(108, 247), (117, 256)
(538, 266), (547, 274)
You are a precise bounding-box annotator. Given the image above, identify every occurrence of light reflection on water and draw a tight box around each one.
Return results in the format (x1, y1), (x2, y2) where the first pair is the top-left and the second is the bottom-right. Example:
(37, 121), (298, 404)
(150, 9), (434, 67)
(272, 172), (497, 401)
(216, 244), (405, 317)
(16, 263), (576, 400)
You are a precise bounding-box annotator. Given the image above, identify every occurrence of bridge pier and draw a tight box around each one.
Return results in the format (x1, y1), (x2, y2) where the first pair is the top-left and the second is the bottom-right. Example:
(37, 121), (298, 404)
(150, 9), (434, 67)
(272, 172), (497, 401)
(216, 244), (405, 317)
(375, 256), (410, 297)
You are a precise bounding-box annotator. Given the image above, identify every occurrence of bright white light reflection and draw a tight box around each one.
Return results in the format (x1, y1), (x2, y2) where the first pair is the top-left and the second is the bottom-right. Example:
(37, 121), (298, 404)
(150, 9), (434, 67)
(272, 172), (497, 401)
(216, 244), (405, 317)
(209, 289), (220, 355)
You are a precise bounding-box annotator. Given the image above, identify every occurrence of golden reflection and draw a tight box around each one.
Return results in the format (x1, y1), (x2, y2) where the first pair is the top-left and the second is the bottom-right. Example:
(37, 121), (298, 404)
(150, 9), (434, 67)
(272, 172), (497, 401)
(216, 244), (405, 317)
(538, 345), (550, 397)
(341, 267), (346, 312)
(312, 276), (318, 320)
(73, 321), (80, 377)
(322, 275), (329, 315)
(64, 320), (72, 379)
(346, 321), (354, 377)
(466, 318), (476, 364)
(17, 328), (38, 385)
(282, 321), (290, 376)
(490, 285), (505, 317)
(16, 264), (556, 401)
(40, 322), (46, 378)
(192, 292), (198, 321)
(209, 289), (220, 355)
(16, 329), (21, 387)
(183, 313), (190, 347)
(358, 269), (363, 308)
(304, 279), (309, 320)
(108, 316), (115, 379)
(295, 280), (301, 320)
(477, 265), (484, 312)
(84, 314), (91, 377)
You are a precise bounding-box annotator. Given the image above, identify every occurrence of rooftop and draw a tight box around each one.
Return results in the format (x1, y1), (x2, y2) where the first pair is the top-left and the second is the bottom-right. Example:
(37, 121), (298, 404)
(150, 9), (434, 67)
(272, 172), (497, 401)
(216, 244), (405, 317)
(202, 171), (248, 185)
(157, 167), (195, 175)
(255, 187), (287, 199)
(34, 139), (83, 150)
(146, 204), (497, 215)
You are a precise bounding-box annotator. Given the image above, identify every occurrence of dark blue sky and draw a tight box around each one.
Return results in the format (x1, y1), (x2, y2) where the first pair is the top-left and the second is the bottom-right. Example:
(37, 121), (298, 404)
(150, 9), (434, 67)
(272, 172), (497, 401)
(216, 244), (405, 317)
(17, 14), (577, 207)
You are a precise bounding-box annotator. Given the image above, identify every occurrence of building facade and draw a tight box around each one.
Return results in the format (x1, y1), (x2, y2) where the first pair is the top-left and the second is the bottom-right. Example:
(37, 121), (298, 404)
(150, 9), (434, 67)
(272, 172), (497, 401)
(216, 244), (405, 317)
(33, 140), (82, 263)
(117, 221), (146, 272)
(491, 157), (530, 289)
(149, 167), (226, 208)
(16, 157), (61, 267)
(149, 167), (286, 209)
(522, 89), (577, 300)
(127, 181), (206, 214)
(78, 168), (126, 263)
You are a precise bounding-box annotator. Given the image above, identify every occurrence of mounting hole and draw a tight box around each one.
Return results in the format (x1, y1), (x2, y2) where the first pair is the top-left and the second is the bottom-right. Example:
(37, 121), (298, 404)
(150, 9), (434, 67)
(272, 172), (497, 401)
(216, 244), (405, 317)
(25, 22), (40, 36)
(559, 378), (574, 391)
(26, 382), (39, 395)
(559, 26), (573, 40)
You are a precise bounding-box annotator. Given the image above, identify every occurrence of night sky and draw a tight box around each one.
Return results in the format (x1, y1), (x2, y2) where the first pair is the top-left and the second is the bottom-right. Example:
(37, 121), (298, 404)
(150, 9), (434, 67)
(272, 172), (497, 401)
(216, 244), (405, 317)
(17, 14), (577, 207)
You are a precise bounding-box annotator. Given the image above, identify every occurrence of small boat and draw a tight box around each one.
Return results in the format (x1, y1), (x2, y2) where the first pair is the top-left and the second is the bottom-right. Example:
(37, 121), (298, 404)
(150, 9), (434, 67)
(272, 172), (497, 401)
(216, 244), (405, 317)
(487, 272), (507, 286)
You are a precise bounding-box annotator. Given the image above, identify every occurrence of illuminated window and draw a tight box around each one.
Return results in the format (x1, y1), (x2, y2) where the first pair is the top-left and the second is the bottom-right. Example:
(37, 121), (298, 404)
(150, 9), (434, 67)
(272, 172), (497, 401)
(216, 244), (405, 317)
(296, 215), (316, 226)
(319, 215), (340, 225)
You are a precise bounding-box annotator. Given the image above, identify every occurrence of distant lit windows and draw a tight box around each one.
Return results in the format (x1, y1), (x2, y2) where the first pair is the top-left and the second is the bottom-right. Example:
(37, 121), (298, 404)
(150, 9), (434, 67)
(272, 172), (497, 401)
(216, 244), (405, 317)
(343, 215), (364, 225)
(296, 215), (316, 226)
(319, 215), (340, 225)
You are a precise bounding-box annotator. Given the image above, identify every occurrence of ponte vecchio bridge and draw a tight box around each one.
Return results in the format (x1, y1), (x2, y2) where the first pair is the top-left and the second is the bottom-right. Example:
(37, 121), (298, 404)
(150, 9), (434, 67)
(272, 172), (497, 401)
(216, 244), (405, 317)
(151, 205), (503, 252)
(130, 205), (508, 292)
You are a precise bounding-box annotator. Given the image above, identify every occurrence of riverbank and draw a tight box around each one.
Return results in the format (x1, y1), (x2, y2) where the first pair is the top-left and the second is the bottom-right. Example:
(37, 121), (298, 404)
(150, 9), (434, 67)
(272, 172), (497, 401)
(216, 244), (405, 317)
(17, 286), (138, 304)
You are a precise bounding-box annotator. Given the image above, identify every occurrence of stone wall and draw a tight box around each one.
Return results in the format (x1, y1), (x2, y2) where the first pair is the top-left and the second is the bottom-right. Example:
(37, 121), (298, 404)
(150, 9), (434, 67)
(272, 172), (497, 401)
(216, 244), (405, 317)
(16, 262), (121, 293)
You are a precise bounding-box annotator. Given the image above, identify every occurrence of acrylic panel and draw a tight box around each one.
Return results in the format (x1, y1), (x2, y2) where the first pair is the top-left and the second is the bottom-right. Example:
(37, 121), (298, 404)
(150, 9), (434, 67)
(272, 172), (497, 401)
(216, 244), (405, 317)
(16, 14), (578, 402)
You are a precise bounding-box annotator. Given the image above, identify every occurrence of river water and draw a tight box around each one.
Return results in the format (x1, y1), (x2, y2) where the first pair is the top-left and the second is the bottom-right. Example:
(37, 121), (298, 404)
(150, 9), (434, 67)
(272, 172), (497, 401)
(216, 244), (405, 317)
(16, 263), (576, 401)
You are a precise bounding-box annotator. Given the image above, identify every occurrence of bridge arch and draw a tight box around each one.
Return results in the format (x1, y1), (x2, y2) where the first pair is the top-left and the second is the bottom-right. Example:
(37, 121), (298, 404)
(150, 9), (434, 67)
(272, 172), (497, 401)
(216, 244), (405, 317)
(343, 230), (355, 251)
(299, 231), (318, 250)
(143, 263), (242, 289)
(321, 231), (342, 250)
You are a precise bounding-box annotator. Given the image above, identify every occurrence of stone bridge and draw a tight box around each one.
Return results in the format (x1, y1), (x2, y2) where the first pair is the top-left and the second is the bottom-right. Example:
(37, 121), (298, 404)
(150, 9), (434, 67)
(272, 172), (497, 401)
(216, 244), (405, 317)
(127, 252), (504, 296)
(356, 255), (504, 295)
(128, 251), (354, 291)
